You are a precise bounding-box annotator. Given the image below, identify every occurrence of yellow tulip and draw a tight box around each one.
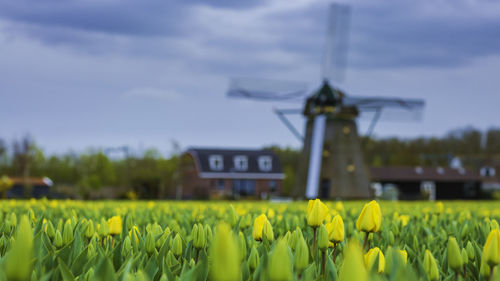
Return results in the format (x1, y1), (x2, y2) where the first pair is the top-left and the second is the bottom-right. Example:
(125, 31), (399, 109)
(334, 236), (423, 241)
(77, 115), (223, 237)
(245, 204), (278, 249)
(435, 202), (444, 214)
(326, 215), (344, 243)
(399, 249), (408, 264)
(252, 214), (268, 241)
(483, 229), (500, 267)
(107, 216), (122, 235)
(339, 240), (367, 281)
(398, 215), (410, 227)
(210, 223), (240, 281)
(364, 247), (385, 273)
(307, 199), (329, 227)
(356, 200), (382, 233)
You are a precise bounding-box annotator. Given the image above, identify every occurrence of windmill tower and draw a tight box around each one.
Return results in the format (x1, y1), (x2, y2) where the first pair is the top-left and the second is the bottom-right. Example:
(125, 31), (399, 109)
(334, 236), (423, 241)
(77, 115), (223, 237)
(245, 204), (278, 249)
(227, 3), (425, 199)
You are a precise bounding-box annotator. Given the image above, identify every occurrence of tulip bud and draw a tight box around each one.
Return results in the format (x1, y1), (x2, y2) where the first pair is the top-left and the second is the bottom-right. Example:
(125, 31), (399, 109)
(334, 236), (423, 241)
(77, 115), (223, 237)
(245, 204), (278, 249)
(210, 223), (240, 281)
(54, 230), (63, 248)
(45, 220), (55, 239)
(480, 260), (491, 279)
(62, 220), (73, 245)
(98, 218), (109, 237)
(85, 220), (94, 239)
(205, 224), (213, 243)
(447, 237), (463, 271)
(389, 231), (395, 245)
(122, 236), (132, 257)
(248, 246), (260, 271)
(263, 219), (274, 242)
(156, 229), (169, 249)
(193, 224), (206, 249)
(423, 250), (439, 281)
(172, 233), (183, 257)
(129, 226), (140, 247)
(166, 251), (178, 268)
(294, 235), (309, 272)
(4, 215), (33, 281)
(307, 199), (329, 227)
(339, 240), (367, 281)
(466, 241), (475, 261)
(228, 205), (238, 227)
(268, 239), (292, 281)
(326, 215), (344, 243)
(491, 219), (499, 230)
(107, 216), (122, 235)
(482, 229), (500, 267)
(252, 214), (268, 241)
(318, 224), (329, 251)
(461, 248), (468, 264)
(145, 232), (155, 254)
(356, 200), (382, 233)
(364, 247), (385, 273)
(238, 231), (247, 261)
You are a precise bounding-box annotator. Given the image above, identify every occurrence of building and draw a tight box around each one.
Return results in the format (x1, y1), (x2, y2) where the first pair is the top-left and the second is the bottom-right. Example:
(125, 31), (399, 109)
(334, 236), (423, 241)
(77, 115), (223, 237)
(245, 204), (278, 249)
(7, 177), (53, 198)
(179, 148), (284, 199)
(370, 166), (481, 200)
(480, 164), (500, 193)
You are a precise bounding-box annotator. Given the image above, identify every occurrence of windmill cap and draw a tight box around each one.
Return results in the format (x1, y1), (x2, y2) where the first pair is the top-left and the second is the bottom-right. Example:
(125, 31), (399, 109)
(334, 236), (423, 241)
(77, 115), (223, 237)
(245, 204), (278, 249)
(311, 81), (343, 107)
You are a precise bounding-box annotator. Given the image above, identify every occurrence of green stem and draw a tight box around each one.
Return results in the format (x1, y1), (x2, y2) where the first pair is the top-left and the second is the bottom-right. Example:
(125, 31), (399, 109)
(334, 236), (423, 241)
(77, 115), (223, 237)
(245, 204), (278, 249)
(312, 227), (317, 258)
(332, 243), (338, 264)
(363, 232), (369, 251)
(321, 250), (326, 280)
(195, 248), (200, 264)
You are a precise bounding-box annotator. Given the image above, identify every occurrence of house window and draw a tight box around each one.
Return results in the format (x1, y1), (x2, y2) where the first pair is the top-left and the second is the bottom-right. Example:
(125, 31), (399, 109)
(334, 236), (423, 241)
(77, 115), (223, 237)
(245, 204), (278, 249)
(233, 155), (248, 171)
(233, 179), (256, 196)
(258, 156), (272, 172)
(209, 155), (223, 171)
(217, 179), (225, 190)
(269, 180), (277, 192)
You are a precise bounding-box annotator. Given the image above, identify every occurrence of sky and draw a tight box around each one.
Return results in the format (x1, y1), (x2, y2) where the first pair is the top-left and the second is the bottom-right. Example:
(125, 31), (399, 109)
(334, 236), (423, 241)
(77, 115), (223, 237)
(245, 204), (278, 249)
(1, 0), (499, 156)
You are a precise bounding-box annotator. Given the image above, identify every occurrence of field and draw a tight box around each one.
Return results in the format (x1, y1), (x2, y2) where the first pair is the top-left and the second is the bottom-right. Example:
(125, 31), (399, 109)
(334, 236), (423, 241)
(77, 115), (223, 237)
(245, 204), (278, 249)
(0, 199), (499, 281)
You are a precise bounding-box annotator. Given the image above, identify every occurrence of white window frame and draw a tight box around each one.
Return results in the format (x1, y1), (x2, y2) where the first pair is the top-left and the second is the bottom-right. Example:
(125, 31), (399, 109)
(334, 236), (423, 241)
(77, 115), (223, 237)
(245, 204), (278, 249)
(258, 156), (273, 172)
(209, 155), (224, 171)
(233, 155), (248, 171)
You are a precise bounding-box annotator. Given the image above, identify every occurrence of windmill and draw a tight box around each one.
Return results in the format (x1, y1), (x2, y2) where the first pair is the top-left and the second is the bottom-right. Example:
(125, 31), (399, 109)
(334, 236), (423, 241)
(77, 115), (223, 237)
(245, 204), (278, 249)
(227, 3), (425, 199)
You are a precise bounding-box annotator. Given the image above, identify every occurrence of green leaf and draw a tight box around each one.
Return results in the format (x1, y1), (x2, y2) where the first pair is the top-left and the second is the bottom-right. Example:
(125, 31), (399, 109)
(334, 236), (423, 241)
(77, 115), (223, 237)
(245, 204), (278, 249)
(58, 258), (75, 281)
(94, 256), (118, 281)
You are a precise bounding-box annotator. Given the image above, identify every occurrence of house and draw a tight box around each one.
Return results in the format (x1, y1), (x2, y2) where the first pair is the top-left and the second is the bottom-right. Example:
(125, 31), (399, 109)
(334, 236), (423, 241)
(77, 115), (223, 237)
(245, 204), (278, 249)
(7, 177), (53, 198)
(179, 148), (285, 199)
(369, 166), (482, 200)
(480, 165), (500, 193)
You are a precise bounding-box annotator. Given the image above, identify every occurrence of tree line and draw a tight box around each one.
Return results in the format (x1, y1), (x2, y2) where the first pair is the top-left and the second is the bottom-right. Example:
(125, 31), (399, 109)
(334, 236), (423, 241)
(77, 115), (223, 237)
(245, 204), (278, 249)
(1, 126), (499, 198)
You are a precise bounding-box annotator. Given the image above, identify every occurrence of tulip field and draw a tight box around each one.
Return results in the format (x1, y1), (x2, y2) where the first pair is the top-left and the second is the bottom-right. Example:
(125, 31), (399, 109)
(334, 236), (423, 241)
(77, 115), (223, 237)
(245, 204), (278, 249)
(0, 199), (500, 281)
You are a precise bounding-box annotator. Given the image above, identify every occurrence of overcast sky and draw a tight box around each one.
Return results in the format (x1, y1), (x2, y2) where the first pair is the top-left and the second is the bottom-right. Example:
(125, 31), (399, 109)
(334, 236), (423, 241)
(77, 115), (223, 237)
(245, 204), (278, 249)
(1, 0), (499, 156)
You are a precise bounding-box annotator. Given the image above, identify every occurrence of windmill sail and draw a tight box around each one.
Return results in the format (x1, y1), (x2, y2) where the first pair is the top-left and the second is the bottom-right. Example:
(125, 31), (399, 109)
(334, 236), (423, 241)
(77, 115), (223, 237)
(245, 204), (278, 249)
(227, 78), (309, 101)
(305, 115), (326, 198)
(322, 3), (351, 83)
(344, 96), (425, 121)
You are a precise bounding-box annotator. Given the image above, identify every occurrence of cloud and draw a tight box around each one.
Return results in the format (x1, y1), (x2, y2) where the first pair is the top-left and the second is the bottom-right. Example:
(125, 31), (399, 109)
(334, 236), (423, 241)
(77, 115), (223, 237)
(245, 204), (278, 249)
(122, 87), (182, 101)
(1, 0), (500, 72)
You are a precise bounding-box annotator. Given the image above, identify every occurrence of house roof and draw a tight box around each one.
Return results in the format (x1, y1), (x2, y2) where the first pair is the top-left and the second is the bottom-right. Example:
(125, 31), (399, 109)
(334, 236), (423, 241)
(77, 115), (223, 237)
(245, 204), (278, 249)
(186, 148), (284, 179)
(370, 166), (480, 182)
(10, 177), (53, 186)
